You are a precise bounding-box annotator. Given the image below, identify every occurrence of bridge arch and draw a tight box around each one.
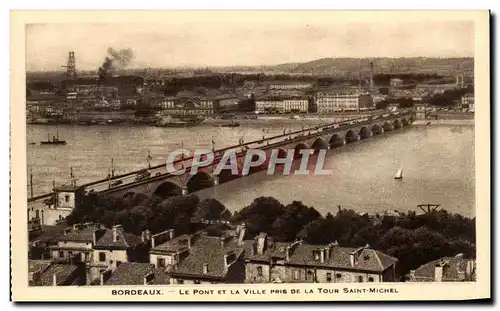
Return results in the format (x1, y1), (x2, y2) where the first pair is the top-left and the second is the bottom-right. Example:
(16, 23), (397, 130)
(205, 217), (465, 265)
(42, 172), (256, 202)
(371, 124), (383, 136)
(393, 119), (401, 129)
(294, 142), (309, 159)
(383, 121), (393, 132)
(218, 162), (241, 184)
(358, 127), (371, 140)
(329, 134), (344, 148)
(123, 191), (136, 199)
(311, 138), (329, 153)
(186, 171), (214, 193)
(153, 181), (182, 199)
(345, 130), (358, 144)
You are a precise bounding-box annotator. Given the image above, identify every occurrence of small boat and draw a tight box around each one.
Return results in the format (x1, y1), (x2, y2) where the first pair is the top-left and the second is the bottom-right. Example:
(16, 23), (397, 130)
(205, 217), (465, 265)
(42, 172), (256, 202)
(218, 118), (240, 128)
(40, 128), (66, 145)
(221, 122), (240, 128)
(394, 167), (403, 180)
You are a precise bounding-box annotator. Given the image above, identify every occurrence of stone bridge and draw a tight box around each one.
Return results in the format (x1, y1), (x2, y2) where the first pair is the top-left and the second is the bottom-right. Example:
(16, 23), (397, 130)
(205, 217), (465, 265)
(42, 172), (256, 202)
(96, 111), (415, 201)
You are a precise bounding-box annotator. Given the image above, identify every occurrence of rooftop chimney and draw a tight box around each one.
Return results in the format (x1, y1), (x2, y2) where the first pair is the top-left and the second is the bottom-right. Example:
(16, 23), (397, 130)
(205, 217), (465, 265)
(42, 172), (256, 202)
(224, 250), (236, 271)
(320, 249), (325, 263)
(202, 263), (208, 274)
(151, 229), (175, 248)
(236, 224), (246, 247)
(285, 246), (291, 261)
(112, 225), (122, 242)
(100, 269), (112, 285)
(435, 264), (444, 282)
(52, 273), (58, 286)
(143, 272), (155, 285)
(141, 229), (151, 243)
(256, 233), (267, 255)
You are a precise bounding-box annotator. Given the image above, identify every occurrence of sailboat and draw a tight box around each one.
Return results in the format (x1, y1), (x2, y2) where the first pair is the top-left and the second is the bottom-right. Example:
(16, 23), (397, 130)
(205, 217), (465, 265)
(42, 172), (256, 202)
(394, 167), (403, 180)
(40, 127), (67, 145)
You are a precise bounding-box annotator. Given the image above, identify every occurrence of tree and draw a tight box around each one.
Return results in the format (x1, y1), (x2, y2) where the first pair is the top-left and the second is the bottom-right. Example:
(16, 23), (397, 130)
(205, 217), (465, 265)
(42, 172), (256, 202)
(194, 198), (227, 222)
(269, 201), (322, 241)
(233, 196), (285, 238)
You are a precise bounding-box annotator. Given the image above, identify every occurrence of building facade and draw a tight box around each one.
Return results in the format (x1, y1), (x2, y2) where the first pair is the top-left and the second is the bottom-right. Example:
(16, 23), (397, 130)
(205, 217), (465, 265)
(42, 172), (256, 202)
(244, 233), (398, 284)
(315, 93), (374, 113)
(461, 93), (474, 110)
(407, 256), (476, 282)
(255, 96), (308, 114)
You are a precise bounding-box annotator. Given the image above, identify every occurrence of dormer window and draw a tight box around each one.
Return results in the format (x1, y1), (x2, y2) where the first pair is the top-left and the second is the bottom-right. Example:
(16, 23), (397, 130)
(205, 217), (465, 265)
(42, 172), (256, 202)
(313, 251), (320, 261)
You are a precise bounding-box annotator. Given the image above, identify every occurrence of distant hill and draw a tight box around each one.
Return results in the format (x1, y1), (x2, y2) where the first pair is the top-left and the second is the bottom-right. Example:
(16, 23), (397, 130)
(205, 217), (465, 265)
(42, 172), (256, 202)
(27, 57), (474, 82)
(265, 57), (474, 76)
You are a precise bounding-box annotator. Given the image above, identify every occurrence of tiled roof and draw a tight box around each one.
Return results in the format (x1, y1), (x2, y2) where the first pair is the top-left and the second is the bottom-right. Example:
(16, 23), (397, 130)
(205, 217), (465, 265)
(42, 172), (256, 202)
(29, 261), (80, 286)
(29, 224), (71, 244)
(247, 241), (397, 273)
(150, 234), (191, 253)
(57, 227), (95, 243)
(170, 235), (244, 280)
(105, 263), (170, 285)
(94, 227), (142, 249)
(411, 257), (476, 282)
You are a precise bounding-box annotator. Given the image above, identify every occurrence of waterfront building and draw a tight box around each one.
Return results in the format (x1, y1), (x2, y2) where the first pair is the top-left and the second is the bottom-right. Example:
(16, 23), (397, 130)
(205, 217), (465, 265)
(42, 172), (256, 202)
(407, 255), (476, 282)
(255, 96), (309, 114)
(244, 233), (398, 283)
(461, 93), (474, 110)
(315, 92), (374, 113)
(390, 78), (404, 87)
(261, 81), (313, 91)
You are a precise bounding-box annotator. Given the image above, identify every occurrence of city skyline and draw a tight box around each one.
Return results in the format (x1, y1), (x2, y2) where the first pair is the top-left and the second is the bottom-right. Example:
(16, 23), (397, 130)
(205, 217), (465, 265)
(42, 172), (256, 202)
(26, 20), (474, 72)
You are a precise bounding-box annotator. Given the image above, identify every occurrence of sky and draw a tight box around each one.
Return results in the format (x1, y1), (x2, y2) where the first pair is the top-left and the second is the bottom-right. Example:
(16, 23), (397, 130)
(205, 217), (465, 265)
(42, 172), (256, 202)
(26, 19), (474, 71)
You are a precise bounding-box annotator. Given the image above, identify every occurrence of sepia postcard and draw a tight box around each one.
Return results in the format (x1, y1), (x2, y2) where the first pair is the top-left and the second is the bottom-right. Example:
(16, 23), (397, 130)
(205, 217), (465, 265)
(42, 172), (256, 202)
(10, 10), (490, 302)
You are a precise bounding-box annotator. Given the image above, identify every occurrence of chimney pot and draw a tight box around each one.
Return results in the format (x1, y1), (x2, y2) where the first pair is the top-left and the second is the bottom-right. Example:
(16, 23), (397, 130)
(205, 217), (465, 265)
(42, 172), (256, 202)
(52, 273), (58, 286)
(320, 249), (325, 263)
(202, 263), (208, 274)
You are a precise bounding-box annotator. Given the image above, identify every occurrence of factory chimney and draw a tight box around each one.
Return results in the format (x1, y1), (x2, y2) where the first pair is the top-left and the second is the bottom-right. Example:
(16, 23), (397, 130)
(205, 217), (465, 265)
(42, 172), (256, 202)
(62, 51), (77, 80)
(369, 61), (374, 92)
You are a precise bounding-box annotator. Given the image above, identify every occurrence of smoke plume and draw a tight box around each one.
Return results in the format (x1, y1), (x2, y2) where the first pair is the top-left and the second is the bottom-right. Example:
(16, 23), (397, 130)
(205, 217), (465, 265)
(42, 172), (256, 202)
(98, 48), (135, 81)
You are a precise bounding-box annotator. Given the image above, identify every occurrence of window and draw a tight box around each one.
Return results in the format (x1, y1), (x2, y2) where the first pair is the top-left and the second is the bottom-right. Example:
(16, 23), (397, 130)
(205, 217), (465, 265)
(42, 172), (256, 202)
(358, 276), (363, 283)
(257, 266), (263, 277)
(177, 280), (184, 284)
(293, 270), (299, 280)
(58, 251), (64, 258)
(157, 258), (166, 268)
(68, 251), (73, 257)
(194, 280), (201, 284)
(368, 277), (374, 282)
(116, 261), (122, 267)
(307, 270), (313, 280)
(65, 195), (70, 203)
(336, 273), (342, 279)
(99, 252), (106, 262)
(326, 273), (332, 282)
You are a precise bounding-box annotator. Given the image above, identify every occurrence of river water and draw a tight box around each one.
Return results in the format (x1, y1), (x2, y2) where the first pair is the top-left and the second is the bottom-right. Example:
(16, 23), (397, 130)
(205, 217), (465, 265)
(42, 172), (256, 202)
(27, 121), (475, 217)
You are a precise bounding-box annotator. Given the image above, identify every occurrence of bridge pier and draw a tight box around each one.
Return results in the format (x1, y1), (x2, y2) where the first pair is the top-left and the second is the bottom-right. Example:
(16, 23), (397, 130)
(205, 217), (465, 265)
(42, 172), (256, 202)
(213, 175), (219, 186)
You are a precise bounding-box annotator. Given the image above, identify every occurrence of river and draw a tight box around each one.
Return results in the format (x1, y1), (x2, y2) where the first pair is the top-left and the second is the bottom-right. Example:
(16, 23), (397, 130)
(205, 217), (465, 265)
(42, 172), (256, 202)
(27, 121), (475, 217)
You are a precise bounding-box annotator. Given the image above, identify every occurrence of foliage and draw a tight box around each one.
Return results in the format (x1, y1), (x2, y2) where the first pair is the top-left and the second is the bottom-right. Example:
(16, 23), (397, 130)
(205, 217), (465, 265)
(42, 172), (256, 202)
(68, 193), (475, 277)
(429, 86), (474, 107)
